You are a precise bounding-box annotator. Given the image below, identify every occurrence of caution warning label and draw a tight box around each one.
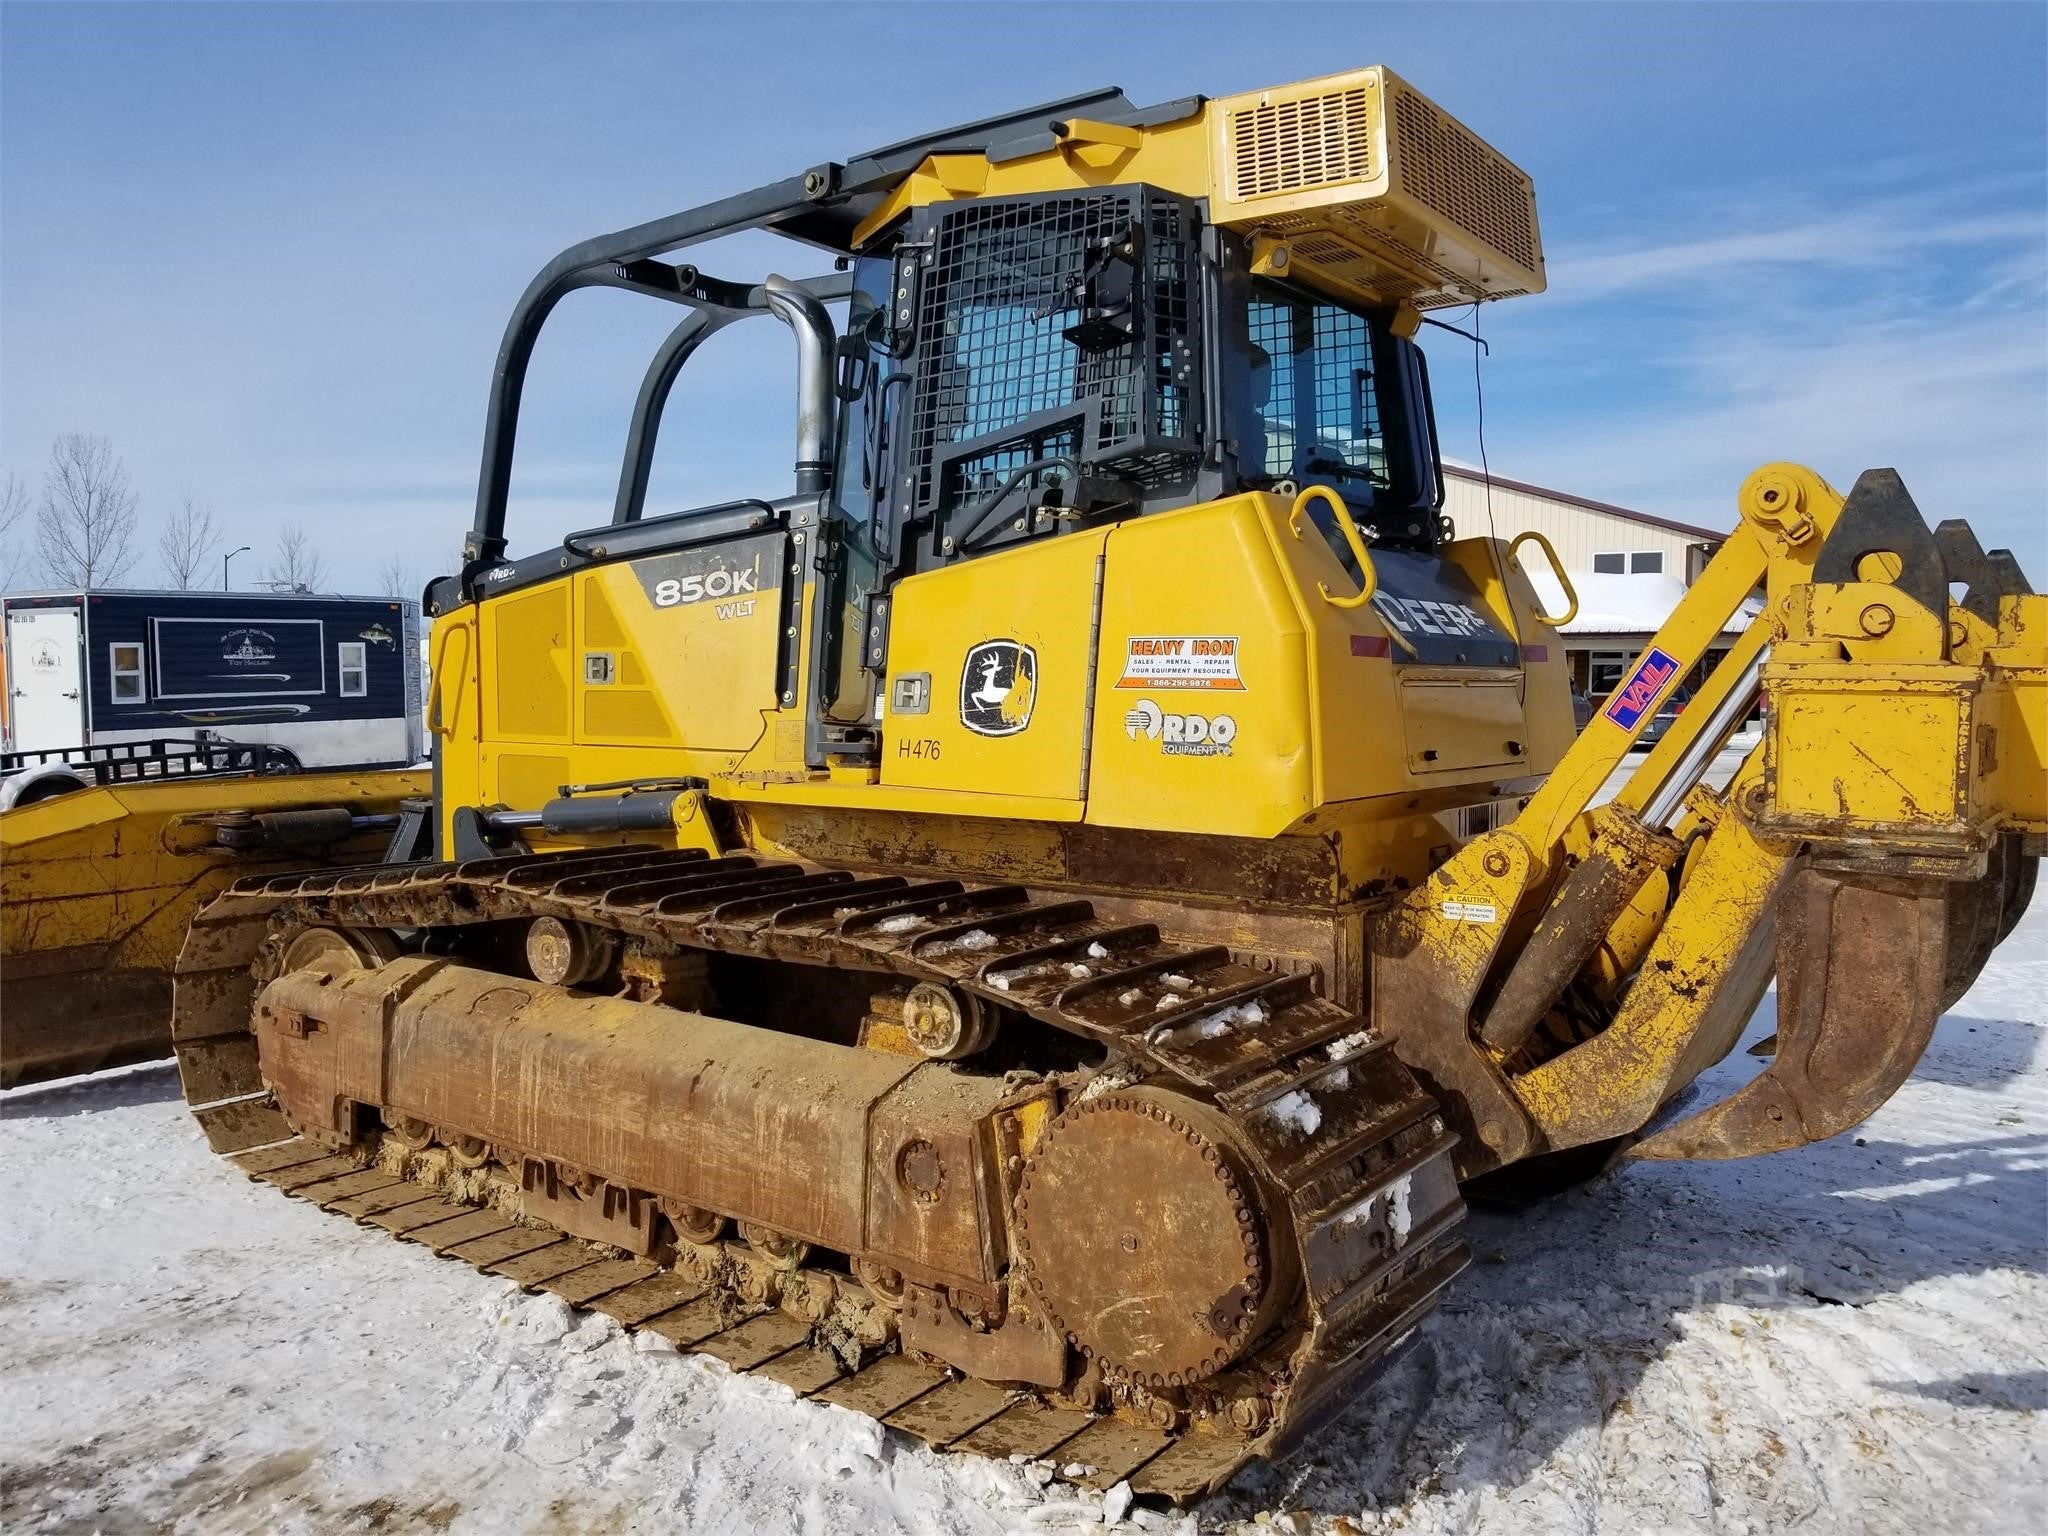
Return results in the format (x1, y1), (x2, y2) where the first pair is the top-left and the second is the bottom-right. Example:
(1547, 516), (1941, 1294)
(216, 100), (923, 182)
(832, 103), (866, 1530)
(1114, 635), (1245, 691)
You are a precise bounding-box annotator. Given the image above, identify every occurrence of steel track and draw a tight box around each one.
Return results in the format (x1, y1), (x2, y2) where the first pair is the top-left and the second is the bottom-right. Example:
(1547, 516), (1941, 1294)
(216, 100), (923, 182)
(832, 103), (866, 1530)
(173, 843), (1471, 1501)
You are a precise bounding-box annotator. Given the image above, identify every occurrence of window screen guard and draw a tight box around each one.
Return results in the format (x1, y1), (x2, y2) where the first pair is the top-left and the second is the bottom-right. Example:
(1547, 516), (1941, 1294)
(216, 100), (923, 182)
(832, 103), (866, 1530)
(895, 186), (1203, 538)
(1244, 283), (1391, 491)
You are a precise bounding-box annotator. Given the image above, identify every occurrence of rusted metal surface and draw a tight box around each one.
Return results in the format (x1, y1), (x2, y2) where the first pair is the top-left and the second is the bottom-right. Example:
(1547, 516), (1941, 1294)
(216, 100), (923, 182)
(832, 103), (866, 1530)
(220, 1048), (1441, 1507)
(0, 960), (173, 1089)
(175, 844), (1469, 1502)
(1019, 1088), (1283, 1388)
(884, 1375), (1016, 1445)
(1630, 867), (1951, 1160)
(1940, 832), (2037, 1011)
(1476, 808), (1681, 1055)
(255, 957), (1009, 1289)
(899, 1283), (1067, 1387)
(1368, 834), (1543, 1177)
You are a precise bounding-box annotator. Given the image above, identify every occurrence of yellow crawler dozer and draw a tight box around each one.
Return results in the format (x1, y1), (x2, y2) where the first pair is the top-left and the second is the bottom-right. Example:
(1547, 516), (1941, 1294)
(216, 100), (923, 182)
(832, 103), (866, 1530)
(128, 67), (2042, 1501)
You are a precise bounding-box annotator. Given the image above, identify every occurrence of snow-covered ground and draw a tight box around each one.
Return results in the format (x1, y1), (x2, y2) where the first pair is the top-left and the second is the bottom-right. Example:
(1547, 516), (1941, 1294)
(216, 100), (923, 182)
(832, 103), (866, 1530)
(3, 867), (2043, 1535)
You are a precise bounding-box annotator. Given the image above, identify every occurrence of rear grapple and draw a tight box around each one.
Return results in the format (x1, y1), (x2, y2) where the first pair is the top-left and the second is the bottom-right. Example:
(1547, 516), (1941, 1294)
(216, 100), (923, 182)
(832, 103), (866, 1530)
(171, 844), (1468, 1500)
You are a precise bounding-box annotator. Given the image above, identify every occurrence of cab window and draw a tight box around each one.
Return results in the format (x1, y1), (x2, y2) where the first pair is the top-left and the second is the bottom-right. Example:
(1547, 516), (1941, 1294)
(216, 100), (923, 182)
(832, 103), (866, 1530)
(1242, 282), (1392, 493)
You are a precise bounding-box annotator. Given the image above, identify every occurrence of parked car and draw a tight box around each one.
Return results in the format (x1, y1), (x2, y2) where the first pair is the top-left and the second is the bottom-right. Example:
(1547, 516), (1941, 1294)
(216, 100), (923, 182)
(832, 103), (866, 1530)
(1570, 686), (1595, 733)
(1633, 687), (1694, 749)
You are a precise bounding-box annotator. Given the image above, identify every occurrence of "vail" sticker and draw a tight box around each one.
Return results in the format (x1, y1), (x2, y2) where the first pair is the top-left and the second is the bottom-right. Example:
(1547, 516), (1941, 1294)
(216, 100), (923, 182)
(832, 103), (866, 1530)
(1603, 647), (1680, 731)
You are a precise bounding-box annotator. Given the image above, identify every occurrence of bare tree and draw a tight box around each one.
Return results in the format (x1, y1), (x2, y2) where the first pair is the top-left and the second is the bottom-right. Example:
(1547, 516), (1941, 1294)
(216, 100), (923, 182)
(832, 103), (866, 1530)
(0, 470), (28, 589)
(37, 434), (139, 589)
(157, 491), (222, 590)
(265, 522), (329, 593)
(376, 556), (418, 600)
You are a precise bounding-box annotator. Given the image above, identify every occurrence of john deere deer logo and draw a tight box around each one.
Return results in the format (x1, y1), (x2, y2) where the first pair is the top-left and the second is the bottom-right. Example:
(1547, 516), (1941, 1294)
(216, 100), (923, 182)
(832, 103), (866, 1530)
(959, 640), (1036, 737)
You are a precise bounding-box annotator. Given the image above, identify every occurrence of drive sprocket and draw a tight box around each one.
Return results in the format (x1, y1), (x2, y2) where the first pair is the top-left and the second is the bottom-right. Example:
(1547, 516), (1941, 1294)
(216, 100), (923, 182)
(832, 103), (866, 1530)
(1016, 1086), (1289, 1389)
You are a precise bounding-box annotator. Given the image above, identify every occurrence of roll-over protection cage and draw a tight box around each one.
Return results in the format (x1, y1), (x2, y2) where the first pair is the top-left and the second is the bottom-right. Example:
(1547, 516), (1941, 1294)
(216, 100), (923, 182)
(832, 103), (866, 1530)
(449, 87), (1202, 586)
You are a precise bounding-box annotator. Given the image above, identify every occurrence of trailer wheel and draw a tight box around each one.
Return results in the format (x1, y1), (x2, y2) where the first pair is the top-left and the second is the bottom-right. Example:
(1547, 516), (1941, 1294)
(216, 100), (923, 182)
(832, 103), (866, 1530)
(12, 773), (88, 806)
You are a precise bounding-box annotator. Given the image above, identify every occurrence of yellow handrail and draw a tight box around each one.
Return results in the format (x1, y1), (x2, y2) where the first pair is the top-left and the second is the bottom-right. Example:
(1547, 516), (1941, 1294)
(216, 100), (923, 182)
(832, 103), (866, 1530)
(1288, 485), (1378, 610)
(1509, 530), (1580, 628)
(426, 620), (469, 740)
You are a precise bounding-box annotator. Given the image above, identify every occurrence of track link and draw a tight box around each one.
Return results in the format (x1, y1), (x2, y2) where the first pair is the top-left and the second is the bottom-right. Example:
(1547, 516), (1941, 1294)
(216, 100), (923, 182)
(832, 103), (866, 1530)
(229, 1135), (1268, 1499)
(173, 844), (1470, 1500)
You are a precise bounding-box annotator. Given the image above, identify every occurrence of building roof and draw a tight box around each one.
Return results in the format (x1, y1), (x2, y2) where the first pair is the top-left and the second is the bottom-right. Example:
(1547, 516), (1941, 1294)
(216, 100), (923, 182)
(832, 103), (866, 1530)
(1525, 569), (1760, 638)
(1442, 463), (1727, 543)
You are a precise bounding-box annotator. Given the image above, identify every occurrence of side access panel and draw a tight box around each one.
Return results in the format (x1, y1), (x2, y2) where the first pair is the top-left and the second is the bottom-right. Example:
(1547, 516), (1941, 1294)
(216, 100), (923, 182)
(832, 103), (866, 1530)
(881, 530), (1108, 803)
(576, 534), (790, 751)
(467, 533), (793, 814)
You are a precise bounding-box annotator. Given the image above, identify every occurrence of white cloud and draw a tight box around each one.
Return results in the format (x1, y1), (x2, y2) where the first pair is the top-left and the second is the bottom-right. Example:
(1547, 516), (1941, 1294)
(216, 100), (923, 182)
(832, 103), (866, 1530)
(1544, 167), (2047, 301)
(1456, 173), (2048, 569)
(1551, 207), (2044, 302)
(1500, 309), (2045, 558)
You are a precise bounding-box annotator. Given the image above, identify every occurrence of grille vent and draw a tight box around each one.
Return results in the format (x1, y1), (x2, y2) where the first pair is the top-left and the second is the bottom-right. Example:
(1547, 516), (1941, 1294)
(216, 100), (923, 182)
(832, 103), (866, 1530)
(1258, 215), (1477, 306)
(1265, 217), (1464, 302)
(1227, 86), (1376, 201)
(1388, 84), (1536, 271)
(1210, 69), (1545, 305)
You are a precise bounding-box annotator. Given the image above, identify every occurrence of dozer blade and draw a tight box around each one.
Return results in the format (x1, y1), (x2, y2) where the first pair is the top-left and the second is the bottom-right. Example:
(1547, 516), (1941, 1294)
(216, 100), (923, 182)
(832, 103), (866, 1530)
(0, 768), (427, 1089)
(1628, 866), (1949, 1161)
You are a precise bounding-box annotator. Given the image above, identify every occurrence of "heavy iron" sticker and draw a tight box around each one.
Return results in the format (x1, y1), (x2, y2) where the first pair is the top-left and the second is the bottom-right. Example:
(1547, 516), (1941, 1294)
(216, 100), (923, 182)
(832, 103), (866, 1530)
(1114, 635), (1245, 691)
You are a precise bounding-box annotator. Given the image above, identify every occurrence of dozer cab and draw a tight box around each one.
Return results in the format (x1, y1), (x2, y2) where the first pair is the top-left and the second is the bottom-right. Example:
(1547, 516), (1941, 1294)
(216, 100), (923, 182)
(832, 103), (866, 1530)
(159, 67), (2042, 1501)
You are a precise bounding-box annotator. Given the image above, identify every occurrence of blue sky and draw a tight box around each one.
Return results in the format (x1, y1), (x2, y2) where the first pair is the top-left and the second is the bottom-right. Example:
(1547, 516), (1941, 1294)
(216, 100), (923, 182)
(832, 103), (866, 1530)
(3, 1), (2043, 593)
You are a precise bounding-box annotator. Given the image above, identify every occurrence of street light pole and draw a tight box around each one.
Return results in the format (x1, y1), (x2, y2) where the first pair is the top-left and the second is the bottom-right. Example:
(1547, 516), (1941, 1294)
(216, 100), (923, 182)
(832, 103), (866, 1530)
(224, 545), (252, 591)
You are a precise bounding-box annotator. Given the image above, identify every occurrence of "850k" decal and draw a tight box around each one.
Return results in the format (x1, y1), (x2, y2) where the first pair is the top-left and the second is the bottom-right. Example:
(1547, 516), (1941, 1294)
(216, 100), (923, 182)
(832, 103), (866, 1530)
(652, 568), (759, 606)
(631, 532), (784, 617)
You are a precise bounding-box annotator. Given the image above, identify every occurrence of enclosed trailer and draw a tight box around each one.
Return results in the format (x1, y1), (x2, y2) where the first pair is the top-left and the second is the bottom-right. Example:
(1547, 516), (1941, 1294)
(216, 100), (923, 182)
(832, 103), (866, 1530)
(1, 588), (421, 768)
